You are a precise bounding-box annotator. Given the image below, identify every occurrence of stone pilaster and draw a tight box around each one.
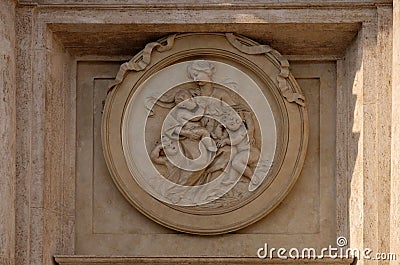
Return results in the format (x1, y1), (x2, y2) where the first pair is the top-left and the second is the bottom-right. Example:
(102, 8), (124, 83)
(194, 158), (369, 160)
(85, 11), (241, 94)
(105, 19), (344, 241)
(391, 1), (400, 264)
(15, 5), (36, 265)
(376, 6), (392, 265)
(339, 6), (394, 265)
(0, 0), (16, 265)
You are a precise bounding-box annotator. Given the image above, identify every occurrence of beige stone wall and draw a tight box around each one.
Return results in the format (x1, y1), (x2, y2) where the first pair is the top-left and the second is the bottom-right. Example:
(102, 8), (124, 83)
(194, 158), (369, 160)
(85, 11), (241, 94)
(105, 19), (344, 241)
(0, 0), (396, 264)
(391, 1), (400, 264)
(376, 7), (393, 264)
(14, 5), (76, 265)
(15, 6), (34, 265)
(337, 7), (394, 264)
(0, 1), (16, 265)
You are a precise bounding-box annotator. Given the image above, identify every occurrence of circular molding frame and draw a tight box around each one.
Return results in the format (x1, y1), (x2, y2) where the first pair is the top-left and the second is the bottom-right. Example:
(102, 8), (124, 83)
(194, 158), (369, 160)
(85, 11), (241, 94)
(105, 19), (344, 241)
(102, 33), (308, 235)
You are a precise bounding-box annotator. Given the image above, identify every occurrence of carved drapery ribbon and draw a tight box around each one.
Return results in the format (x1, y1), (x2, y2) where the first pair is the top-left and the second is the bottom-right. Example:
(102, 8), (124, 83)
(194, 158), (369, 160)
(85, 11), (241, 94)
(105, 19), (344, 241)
(108, 34), (176, 93)
(225, 33), (305, 106)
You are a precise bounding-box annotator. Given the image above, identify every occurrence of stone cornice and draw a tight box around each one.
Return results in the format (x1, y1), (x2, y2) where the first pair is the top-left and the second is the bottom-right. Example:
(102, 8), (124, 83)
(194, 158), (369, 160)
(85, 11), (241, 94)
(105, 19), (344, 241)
(54, 256), (354, 265)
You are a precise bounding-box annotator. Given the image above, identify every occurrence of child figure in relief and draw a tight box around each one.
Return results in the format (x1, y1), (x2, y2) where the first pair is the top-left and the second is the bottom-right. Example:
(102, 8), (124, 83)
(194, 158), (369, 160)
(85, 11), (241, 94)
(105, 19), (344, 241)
(216, 110), (260, 179)
(150, 135), (181, 183)
(173, 90), (210, 140)
(163, 89), (216, 151)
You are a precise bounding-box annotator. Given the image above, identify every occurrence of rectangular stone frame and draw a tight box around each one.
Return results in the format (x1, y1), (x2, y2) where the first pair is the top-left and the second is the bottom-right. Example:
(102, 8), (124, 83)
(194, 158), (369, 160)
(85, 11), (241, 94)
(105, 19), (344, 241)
(8, 1), (396, 264)
(72, 60), (336, 256)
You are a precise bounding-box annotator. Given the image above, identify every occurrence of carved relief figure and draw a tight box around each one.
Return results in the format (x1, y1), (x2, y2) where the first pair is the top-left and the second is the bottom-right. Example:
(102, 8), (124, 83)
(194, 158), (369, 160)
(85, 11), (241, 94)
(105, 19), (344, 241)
(148, 59), (262, 206)
(164, 89), (211, 143)
(218, 109), (260, 179)
(188, 60), (260, 180)
(150, 135), (182, 184)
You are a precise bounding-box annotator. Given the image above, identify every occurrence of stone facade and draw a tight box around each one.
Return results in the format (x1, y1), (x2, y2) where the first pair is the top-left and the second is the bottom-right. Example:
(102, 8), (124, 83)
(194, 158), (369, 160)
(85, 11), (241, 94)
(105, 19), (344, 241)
(0, 0), (399, 265)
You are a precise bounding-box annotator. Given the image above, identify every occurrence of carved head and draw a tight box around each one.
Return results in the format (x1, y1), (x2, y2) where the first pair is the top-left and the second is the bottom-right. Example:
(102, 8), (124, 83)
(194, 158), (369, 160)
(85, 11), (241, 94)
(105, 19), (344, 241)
(222, 112), (243, 131)
(187, 60), (215, 85)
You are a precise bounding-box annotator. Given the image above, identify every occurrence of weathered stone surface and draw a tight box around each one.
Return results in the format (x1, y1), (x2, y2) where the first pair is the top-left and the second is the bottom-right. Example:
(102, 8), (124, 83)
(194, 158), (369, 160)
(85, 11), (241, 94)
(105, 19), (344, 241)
(335, 6), (395, 265)
(16, 0), (392, 5)
(54, 256), (354, 265)
(376, 6), (393, 265)
(0, 1), (16, 265)
(15, 5), (35, 265)
(391, 1), (400, 264)
(6, 1), (398, 264)
(14, 4), (75, 264)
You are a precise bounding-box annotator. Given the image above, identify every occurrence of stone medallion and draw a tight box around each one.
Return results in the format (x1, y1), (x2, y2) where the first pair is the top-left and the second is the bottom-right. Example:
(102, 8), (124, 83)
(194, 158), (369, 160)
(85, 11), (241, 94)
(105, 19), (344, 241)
(102, 33), (308, 234)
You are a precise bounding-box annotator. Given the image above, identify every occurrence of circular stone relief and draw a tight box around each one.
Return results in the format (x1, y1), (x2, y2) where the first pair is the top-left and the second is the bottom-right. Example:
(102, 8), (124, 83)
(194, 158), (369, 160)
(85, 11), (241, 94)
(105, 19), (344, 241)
(102, 33), (308, 234)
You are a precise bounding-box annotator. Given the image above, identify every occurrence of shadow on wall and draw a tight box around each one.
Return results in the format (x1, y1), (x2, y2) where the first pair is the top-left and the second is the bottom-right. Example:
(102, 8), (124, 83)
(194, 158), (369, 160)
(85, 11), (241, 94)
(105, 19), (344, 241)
(341, 27), (363, 262)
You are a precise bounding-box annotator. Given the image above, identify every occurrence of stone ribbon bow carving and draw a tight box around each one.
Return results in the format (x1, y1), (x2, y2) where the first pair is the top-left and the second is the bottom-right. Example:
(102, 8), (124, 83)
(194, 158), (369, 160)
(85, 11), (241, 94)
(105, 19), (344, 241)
(108, 34), (176, 92)
(225, 33), (305, 106)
